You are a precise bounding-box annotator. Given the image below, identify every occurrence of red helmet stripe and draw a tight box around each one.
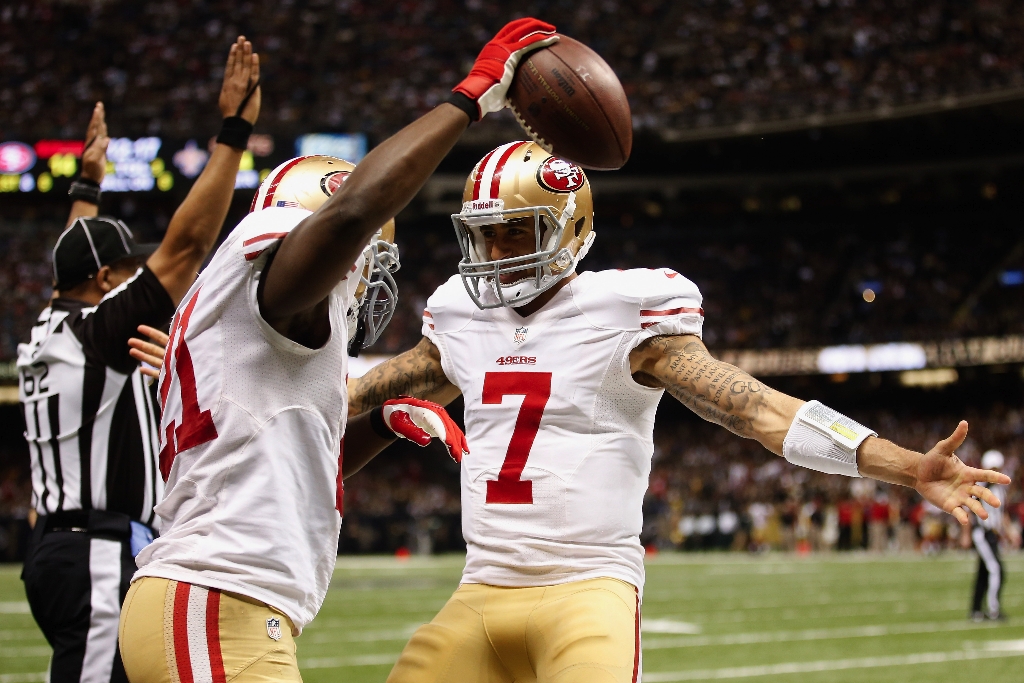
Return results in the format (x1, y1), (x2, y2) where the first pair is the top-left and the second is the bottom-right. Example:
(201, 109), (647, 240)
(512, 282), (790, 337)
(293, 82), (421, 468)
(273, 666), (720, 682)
(489, 141), (530, 199)
(262, 156), (313, 210)
(471, 149), (498, 201)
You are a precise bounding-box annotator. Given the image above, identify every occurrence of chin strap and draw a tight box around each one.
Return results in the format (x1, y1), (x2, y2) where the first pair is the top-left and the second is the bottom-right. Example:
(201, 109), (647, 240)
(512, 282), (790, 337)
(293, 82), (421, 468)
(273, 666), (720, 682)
(558, 192), (577, 230)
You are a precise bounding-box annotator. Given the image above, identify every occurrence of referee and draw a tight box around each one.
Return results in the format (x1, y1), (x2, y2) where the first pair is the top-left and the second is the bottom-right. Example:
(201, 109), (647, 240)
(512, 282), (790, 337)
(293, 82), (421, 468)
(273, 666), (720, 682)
(17, 37), (261, 683)
(970, 449), (1008, 621)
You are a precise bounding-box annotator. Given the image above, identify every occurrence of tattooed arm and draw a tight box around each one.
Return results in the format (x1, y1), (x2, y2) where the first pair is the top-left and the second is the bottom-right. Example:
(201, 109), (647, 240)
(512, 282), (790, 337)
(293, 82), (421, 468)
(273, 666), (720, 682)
(629, 334), (801, 454)
(347, 337), (461, 416)
(630, 334), (1009, 524)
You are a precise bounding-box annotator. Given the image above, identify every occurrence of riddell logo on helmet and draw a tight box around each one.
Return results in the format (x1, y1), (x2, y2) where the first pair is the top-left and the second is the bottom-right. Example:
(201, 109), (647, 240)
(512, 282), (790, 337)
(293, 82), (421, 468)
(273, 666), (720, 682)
(320, 171), (350, 197)
(495, 356), (537, 365)
(537, 157), (584, 193)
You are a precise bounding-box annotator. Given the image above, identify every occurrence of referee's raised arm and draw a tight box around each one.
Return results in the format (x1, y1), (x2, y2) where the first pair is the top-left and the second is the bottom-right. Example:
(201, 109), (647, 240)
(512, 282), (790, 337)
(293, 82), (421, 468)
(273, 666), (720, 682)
(147, 35), (261, 304)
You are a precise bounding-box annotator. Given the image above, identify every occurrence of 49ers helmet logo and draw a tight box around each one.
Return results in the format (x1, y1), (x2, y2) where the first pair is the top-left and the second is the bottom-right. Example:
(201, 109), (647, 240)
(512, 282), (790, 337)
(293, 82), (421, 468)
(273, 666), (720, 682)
(320, 170), (350, 197)
(537, 157), (584, 193)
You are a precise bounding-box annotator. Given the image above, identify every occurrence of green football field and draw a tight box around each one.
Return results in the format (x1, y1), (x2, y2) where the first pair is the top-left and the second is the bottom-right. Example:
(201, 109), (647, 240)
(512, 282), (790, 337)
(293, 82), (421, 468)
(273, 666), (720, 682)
(2, 552), (1023, 682)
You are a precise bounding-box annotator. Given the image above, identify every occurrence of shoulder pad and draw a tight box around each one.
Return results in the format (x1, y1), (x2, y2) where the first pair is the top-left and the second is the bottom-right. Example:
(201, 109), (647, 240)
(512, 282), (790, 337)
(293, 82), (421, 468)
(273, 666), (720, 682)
(232, 207), (312, 262)
(571, 268), (703, 332)
(424, 275), (478, 334)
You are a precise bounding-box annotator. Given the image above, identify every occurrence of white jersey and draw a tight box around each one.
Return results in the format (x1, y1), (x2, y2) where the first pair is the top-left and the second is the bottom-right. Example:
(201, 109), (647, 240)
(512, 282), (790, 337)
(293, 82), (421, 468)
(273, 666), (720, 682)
(423, 268), (703, 594)
(135, 207), (361, 633)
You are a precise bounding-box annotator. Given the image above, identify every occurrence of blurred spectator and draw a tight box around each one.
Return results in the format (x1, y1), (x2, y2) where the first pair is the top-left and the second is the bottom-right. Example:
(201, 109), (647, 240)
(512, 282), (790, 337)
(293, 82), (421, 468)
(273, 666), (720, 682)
(3, 1), (1024, 141)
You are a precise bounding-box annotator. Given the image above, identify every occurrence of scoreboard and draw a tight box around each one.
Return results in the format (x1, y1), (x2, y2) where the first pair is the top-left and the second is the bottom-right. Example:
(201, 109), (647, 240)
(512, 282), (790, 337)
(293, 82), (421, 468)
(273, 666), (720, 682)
(0, 133), (366, 197)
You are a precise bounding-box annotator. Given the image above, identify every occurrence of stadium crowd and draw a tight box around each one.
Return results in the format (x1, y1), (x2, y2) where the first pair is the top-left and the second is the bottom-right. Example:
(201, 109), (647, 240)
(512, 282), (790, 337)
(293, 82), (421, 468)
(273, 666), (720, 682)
(2, 211), (1023, 363)
(3, 0), (1024, 141)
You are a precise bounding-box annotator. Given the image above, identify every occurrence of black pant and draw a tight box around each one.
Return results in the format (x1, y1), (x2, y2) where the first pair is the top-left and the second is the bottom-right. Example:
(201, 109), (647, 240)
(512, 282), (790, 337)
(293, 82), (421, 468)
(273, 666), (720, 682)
(22, 521), (136, 683)
(971, 528), (1004, 616)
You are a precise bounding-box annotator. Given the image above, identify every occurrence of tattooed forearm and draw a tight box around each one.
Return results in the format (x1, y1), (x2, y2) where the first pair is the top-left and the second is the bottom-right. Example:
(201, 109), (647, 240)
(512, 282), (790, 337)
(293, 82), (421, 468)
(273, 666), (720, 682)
(646, 337), (776, 438)
(348, 337), (459, 415)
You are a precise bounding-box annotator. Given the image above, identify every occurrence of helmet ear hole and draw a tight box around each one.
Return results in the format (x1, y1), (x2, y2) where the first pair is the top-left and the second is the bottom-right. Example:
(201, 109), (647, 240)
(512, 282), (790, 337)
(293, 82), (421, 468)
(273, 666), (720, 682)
(574, 217), (585, 238)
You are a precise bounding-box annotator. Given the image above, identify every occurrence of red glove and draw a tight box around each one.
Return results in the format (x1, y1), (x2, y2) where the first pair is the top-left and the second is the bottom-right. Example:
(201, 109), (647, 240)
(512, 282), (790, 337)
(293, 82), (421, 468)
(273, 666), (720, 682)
(450, 17), (558, 120)
(383, 396), (469, 463)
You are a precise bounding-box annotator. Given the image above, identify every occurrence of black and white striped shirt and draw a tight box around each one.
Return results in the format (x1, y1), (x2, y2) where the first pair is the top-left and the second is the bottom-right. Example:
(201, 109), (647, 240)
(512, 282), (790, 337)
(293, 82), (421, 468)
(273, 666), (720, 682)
(17, 266), (175, 526)
(976, 482), (1006, 532)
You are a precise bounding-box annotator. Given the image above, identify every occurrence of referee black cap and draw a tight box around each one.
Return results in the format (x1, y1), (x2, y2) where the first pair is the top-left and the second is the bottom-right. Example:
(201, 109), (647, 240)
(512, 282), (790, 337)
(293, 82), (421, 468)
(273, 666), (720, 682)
(53, 216), (158, 290)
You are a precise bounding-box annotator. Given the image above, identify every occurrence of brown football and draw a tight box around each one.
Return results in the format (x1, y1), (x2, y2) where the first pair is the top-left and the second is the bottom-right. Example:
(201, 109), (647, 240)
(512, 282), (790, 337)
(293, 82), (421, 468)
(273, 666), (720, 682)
(508, 35), (632, 170)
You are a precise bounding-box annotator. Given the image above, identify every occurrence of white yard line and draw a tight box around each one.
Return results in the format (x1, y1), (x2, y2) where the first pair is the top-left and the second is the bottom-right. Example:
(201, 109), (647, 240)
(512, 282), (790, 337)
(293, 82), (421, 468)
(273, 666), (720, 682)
(0, 630), (47, 641)
(0, 674), (48, 683)
(0, 602), (31, 614)
(0, 647), (52, 658)
(643, 619), (1003, 650)
(643, 646), (1024, 681)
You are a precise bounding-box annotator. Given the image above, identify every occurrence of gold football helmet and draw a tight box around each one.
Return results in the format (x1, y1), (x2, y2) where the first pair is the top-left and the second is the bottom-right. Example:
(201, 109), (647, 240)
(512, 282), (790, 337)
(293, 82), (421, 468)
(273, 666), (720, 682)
(452, 141), (595, 309)
(252, 155), (400, 352)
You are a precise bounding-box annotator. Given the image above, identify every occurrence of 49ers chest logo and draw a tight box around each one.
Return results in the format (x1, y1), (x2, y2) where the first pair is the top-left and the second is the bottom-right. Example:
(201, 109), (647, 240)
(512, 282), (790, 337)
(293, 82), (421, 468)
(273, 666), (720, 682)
(320, 170), (350, 197)
(537, 157), (584, 193)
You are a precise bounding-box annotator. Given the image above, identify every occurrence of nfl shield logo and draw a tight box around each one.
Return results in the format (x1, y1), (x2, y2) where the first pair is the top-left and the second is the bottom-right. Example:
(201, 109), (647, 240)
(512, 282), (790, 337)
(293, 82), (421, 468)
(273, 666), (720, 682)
(266, 617), (282, 641)
(513, 327), (528, 345)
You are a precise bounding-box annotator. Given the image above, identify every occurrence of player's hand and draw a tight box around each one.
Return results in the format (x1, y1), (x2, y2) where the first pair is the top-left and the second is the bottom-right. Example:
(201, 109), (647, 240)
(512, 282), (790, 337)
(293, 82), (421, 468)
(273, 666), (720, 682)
(219, 36), (261, 124)
(452, 17), (558, 120)
(129, 325), (170, 379)
(913, 421), (1011, 526)
(81, 102), (110, 183)
(382, 396), (469, 463)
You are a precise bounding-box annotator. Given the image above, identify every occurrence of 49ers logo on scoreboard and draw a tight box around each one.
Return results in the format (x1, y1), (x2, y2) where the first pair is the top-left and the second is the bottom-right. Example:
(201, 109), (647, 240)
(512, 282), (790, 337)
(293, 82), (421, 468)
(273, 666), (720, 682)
(320, 170), (351, 197)
(537, 157), (584, 193)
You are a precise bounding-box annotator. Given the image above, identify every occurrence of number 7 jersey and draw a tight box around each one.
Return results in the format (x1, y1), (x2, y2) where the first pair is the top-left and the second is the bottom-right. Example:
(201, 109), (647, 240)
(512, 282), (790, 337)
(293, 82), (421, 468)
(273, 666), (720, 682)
(423, 268), (704, 594)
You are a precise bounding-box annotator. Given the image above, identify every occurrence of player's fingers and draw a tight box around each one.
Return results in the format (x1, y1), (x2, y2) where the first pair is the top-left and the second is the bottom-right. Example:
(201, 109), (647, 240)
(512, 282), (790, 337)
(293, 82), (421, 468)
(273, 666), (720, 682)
(933, 420), (968, 456)
(137, 324), (169, 345)
(87, 103), (101, 136)
(959, 495), (988, 520)
(129, 347), (162, 370)
(950, 506), (969, 526)
(968, 466), (1012, 486)
(413, 410), (447, 439)
(390, 411), (432, 446)
(138, 364), (160, 380)
(224, 42), (237, 78)
(250, 52), (260, 82)
(970, 484), (1003, 508)
(128, 338), (165, 358)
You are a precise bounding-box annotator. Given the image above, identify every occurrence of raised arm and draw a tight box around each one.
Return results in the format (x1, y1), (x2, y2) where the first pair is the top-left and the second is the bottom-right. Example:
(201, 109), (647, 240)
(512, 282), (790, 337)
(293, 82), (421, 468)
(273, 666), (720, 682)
(259, 18), (558, 323)
(631, 334), (1011, 525)
(66, 102), (109, 228)
(259, 107), (469, 322)
(348, 337), (461, 416)
(146, 36), (261, 304)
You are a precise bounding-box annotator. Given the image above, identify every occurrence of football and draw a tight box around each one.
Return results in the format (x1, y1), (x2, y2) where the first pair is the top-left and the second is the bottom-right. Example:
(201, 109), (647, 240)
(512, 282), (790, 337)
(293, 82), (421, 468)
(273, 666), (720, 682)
(508, 35), (632, 170)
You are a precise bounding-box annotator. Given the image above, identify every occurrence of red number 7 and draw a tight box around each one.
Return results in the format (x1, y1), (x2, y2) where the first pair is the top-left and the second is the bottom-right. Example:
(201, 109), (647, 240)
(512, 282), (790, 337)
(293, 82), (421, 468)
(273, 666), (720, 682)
(482, 371), (551, 504)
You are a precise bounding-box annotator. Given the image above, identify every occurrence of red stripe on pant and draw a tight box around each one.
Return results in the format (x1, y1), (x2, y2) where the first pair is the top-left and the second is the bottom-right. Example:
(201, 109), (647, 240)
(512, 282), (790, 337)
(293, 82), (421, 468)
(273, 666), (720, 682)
(632, 589), (641, 683)
(206, 590), (227, 683)
(173, 582), (195, 683)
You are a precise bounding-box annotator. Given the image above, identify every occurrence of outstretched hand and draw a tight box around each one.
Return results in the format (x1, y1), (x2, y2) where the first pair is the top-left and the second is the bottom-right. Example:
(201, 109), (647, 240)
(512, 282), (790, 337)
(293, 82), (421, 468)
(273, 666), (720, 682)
(129, 325), (170, 380)
(81, 102), (110, 183)
(914, 421), (1011, 526)
(219, 36), (261, 124)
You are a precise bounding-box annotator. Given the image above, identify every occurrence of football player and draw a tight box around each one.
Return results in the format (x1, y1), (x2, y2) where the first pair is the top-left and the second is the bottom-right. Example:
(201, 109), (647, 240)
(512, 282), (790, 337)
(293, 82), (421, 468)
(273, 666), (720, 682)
(116, 18), (556, 683)
(348, 141), (1012, 683)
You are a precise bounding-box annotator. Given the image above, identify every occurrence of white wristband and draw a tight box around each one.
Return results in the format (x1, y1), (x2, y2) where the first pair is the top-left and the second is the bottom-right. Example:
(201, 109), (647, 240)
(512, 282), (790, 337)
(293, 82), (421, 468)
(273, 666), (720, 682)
(782, 401), (877, 477)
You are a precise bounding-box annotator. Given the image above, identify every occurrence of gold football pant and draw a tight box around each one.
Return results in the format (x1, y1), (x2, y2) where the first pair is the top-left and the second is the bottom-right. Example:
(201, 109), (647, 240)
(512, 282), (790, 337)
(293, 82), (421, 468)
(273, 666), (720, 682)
(387, 577), (641, 683)
(118, 576), (302, 683)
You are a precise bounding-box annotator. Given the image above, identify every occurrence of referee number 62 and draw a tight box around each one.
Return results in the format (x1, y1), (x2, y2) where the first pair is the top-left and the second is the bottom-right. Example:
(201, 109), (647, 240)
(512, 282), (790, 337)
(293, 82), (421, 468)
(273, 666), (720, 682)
(20, 361), (49, 397)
